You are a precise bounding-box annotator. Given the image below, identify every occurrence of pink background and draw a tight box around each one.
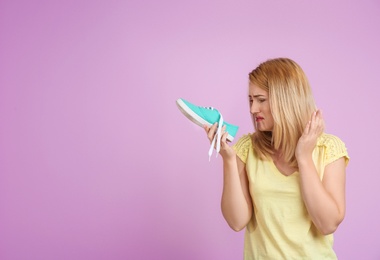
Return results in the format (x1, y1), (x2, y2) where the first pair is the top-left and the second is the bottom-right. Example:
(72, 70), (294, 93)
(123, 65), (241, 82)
(1, 0), (379, 259)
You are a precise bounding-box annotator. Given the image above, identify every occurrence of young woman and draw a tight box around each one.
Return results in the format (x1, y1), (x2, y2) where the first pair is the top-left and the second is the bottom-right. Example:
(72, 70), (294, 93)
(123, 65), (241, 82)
(204, 58), (349, 259)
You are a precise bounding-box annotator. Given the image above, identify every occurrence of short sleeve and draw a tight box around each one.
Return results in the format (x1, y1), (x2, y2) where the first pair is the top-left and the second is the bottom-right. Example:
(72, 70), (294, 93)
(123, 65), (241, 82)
(232, 134), (252, 164)
(317, 134), (350, 166)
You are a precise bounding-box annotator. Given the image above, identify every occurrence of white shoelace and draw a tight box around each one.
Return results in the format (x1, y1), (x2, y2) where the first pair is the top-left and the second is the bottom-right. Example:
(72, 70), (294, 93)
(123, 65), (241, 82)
(206, 107), (224, 161)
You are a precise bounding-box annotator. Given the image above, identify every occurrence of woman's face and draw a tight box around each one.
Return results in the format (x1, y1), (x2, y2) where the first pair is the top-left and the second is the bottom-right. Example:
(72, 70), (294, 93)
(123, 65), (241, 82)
(249, 84), (274, 131)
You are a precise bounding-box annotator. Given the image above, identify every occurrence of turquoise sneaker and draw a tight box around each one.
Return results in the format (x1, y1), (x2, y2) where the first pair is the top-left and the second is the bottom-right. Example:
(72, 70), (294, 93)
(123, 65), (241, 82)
(176, 98), (239, 160)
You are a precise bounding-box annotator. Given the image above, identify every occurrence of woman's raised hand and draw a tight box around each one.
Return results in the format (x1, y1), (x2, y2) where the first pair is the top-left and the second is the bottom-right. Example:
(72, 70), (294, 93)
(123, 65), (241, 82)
(204, 123), (236, 160)
(295, 110), (325, 162)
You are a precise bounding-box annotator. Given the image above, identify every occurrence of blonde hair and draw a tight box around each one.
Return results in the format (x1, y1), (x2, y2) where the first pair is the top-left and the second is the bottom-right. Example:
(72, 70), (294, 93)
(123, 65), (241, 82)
(249, 58), (317, 168)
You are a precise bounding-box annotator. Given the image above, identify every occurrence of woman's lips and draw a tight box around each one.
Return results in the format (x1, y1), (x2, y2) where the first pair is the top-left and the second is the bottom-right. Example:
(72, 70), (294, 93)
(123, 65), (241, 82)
(256, 117), (264, 122)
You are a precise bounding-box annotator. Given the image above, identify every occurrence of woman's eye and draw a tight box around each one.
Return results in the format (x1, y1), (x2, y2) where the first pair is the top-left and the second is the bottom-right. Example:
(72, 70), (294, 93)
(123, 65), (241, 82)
(258, 99), (265, 103)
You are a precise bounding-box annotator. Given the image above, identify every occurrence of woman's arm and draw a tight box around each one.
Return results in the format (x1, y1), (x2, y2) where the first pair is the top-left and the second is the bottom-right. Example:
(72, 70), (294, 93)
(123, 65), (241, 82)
(298, 157), (346, 235)
(205, 124), (253, 232)
(296, 110), (346, 235)
(221, 156), (253, 231)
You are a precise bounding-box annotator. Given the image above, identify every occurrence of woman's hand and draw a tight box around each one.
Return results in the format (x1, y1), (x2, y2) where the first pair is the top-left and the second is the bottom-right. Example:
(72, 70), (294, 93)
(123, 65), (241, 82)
(295, 110), (325, 162)
(204, 123), (236, 160)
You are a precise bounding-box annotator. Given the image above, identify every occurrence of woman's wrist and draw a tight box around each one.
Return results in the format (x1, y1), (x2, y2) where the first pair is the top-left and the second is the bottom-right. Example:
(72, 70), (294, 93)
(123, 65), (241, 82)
(222, 152), (237, 164)
(296, 155), (313, 169)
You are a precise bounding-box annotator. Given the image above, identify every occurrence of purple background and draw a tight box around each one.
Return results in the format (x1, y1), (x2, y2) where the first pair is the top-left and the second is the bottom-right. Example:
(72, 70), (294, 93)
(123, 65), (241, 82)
(1, 0), (379, 259)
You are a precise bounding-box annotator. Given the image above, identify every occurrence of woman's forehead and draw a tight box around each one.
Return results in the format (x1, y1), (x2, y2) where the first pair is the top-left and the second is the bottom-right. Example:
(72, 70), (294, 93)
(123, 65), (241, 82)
(249, 84), (268, 96)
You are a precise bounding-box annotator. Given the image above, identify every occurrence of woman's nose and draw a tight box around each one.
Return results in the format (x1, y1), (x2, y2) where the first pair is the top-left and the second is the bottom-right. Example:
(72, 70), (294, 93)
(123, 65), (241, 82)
(250, 103), (259, 114)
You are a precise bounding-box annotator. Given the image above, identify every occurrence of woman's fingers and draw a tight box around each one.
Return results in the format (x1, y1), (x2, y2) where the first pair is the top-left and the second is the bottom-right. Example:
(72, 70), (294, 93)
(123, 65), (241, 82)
(222, 132), (230, 145)
(311, 111), (318, 134)
(220, 125), (227, 142)
(303, 121), (311, 135)
(204, 123), (232, 150)
(304, 109), (325, 137)
(220, 126), (232, 153)
(204, 123), (219, 143)
(313, 110), (324, 134)
(216, 125), (227, 149)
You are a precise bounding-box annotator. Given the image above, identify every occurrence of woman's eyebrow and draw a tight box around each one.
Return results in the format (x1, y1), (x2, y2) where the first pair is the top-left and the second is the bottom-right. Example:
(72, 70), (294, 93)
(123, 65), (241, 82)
(249, 94), (266, 98)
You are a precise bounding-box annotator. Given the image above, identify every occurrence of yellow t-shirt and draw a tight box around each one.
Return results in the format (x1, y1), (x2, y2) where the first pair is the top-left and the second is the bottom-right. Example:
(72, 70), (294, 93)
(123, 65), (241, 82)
(233, 133), (349, 260)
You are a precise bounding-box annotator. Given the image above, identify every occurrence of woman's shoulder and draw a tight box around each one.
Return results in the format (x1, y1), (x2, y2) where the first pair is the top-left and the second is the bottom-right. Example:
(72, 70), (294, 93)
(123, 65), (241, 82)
(234, 133), (253, 142)
(316, 133), (347, 147)
(232, 133), (253, 163)
(233, 133), (253, 148)
(316, 133), (350, 165)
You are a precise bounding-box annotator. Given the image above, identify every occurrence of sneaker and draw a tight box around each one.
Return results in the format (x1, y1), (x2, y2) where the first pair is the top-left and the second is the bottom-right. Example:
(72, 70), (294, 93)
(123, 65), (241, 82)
(176, 98), (239, 160)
